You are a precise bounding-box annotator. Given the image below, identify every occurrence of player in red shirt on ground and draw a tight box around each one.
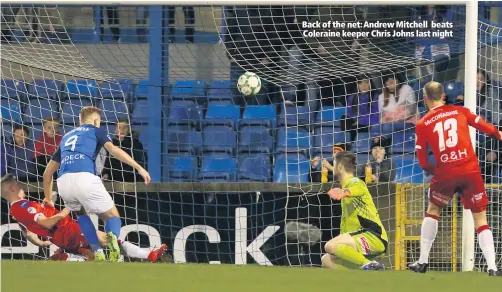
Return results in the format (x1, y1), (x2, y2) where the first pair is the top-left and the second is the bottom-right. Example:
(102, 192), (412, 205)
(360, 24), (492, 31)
(409, 81), (502, 276)
(1, 174), (167, 262)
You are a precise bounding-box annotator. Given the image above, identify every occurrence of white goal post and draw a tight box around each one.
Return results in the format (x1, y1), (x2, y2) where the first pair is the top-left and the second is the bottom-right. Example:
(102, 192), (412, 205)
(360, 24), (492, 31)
(1, 0), (483, 271)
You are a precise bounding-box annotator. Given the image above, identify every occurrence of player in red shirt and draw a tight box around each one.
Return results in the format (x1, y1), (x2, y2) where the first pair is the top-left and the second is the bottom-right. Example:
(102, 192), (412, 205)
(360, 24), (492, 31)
(409, 81), (502, 276)
(1, 174), (167, 262)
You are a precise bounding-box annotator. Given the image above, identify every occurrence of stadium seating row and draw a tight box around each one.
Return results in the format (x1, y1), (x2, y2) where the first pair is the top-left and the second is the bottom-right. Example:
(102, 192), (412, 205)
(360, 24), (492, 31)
(166, 154), (425, 183)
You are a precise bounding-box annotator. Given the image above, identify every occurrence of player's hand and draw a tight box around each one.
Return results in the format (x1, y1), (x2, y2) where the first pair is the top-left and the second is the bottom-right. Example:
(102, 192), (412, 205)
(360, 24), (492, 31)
(139, 168), (151, 185)
(311, 157), (321, 168)
(327, 188), (348, 201)
(42, 197), (54, 208)
(59, 208), (71, 218)
(101, 174), (109, 181)
(372, 175), (379, 183)
(40, 241), (52, 247)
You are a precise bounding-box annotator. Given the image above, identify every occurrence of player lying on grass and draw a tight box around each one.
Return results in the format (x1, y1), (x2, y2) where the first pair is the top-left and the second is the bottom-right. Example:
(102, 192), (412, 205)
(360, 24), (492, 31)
(42, 106), (151, 262)
(410, 81), (502, 276)
(1, 174), (166, 262)
(321, 151), (387, 271)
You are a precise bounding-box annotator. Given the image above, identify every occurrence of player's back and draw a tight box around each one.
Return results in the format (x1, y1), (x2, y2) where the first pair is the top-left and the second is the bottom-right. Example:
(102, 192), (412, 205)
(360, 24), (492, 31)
(416, 104), (479, 176)
(10, 199), (72, 238)
(56, 124), (109, 178)
(341, 177), (388, 241)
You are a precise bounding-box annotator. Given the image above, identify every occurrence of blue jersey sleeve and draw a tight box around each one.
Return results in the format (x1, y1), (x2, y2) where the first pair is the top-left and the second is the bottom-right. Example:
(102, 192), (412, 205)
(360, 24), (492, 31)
(52, 147), (61, 163)
(95, 127), (113, 148)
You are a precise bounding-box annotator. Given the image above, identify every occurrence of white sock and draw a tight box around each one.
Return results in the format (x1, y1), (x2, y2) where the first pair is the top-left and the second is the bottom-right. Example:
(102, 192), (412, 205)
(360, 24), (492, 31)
(418, 216), (439, 264)
(478, 228), (497, 271)
(120, 241), (150, 260)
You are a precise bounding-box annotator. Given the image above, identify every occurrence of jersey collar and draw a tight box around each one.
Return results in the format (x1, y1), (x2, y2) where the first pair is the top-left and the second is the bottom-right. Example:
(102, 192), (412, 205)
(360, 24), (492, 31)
(341, 175), (355, 188)
(10, 199), (27, 206)
(429, 104), (444, 111)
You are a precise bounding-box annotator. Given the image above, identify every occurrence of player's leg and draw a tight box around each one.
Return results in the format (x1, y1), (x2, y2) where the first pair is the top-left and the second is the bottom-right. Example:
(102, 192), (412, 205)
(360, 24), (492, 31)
(409, 180), (451, 273)
(324, 233), (384, 270)
(462, 175), (500, 276)
(96, 231), (167, 263)
(81, 174), (123, 262)
(321, 254), (359, 270)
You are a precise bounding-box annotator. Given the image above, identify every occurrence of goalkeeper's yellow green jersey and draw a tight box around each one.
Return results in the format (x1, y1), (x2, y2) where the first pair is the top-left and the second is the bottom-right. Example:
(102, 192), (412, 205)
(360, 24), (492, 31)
(340, 176), (388, 242)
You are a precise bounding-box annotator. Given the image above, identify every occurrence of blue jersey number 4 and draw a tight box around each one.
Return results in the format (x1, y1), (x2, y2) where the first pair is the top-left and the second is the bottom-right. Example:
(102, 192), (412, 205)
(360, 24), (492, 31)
(65, 135), (78, 151)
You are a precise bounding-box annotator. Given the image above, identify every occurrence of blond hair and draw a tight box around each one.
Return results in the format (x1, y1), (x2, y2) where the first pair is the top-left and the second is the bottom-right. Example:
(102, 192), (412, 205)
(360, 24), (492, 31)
(79, 106), (101, 122)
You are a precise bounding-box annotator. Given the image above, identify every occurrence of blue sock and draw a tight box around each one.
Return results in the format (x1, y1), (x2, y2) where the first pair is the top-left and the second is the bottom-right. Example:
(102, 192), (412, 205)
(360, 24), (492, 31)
(77, 215), (101, 252)
(105, 216), (122, 238)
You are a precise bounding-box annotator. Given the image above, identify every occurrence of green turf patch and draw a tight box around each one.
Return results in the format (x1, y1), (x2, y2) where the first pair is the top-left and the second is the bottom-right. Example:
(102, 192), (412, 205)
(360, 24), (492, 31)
(2, 261), (499, 292)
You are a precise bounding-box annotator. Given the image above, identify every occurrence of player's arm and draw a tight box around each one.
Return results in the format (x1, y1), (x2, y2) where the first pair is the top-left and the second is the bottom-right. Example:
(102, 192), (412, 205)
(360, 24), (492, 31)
(415, 123), (435, 175)
(20, 225), (51, 247)
(327, 178), (367, 200)
(462, 107), (502, 139)
(35, 208), (70, 230)
(42, 148), (61, 206)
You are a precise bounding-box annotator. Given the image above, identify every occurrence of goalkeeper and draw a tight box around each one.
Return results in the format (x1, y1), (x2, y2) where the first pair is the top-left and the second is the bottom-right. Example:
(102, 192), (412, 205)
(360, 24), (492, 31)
(321, 151), (387, 271)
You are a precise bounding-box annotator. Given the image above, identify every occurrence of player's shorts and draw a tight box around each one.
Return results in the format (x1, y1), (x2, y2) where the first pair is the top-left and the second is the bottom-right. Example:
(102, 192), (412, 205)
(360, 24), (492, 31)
(57, 172), (114, 214)
(349, 230), (387, 258)
(51, 221), (89, 254)
(429, 171), (489, 212)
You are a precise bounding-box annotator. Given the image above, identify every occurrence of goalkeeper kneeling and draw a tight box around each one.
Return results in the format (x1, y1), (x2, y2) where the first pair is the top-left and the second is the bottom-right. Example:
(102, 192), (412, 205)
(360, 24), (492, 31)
(321, 151), (387, 271)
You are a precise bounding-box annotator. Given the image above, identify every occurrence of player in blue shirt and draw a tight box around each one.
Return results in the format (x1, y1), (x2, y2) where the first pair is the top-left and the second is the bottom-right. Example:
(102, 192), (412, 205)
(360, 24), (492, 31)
(42, 106), (151, 262)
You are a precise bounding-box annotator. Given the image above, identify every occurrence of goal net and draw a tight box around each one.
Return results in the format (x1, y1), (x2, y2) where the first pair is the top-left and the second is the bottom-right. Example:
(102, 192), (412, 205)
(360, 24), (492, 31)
(0, 4), (500, 270)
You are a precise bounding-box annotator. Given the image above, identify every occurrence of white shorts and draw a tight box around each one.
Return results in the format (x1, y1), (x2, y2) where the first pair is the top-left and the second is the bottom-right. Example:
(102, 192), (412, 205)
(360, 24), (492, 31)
(57, 172), (114, 214)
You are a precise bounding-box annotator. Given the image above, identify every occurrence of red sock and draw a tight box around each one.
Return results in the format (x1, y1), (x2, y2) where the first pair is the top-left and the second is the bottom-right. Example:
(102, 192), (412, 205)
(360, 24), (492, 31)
(476, 225), (490, 234)
(425, 213), (440, 220)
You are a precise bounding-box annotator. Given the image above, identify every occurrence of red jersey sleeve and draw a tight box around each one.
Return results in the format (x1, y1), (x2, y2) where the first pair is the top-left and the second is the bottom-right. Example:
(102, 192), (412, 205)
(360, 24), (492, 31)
(461, 107), (501, 139)
(415, 122), (435, 174)
(10, 201), (44, 226)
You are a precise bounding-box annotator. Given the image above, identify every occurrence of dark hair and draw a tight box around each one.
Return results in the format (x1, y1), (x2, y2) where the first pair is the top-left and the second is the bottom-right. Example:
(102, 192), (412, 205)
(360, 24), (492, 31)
(382, 72), (403, 107)
(351, 75), (376, 117)
(334, 151), (357, 173)
(13, 125), (29, 136)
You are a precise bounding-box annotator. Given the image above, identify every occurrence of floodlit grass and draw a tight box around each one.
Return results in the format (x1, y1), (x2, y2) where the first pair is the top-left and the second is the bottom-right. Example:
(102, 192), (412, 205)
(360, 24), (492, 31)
(1, 260), (500, 292)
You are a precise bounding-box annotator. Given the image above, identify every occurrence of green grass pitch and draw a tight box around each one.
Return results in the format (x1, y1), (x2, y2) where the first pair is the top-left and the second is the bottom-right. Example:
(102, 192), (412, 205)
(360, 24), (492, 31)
(1, 261), (499, 292)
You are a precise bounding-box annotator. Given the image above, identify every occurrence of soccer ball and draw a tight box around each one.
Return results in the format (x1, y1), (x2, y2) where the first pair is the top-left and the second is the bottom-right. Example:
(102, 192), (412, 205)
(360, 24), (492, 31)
(237, 72), (261, 96)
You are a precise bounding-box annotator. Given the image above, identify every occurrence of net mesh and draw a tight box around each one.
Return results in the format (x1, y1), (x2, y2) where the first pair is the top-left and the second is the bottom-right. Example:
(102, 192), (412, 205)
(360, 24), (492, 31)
(0, 4), (500, 270)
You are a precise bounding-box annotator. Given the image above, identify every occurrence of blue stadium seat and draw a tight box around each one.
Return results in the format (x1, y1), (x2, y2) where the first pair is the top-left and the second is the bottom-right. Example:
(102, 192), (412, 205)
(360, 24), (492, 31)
(65, 79), (99, 98)
(166, 155), (198, 182)
(357, 153), (371, 167)
(166, 130), (202, 155)
(273, 154), (310, 183)
(313, 126), (349, 156)
(29, 79), (63, 100)
(369, 124), (381, 138)
(1, 99), (22, 123)
(60, 99), (92, 124)
(171, 80), (206, 104)
(202, 126), (236, 155)
(239, 105), (276, 128)
(204, 104), (240, 128)
(100, 79), (133, 99)
(238, 126), (273, 154)
(135, 80), (150, 99)
(199, 157), (237, 181)
(391, 130), (416, 154)
(353, 132), (372, 153)
(395, 160), (423, 183)
(97, 99), (129, 122)
(1, 79), (27, 101)
(443, 81), (464, 104)
(276, 127), (311, 155)
(29, 123), (44, 141)
(238, 155), (270, 182)
(207, 80), (232, 104)
(167, 100), (202, 128)
(131, 99), (149, 124)
(102, 124), (117, 138)
(317, 106), (346, 127)
(278, 106), (311, 128)
(24, 99), (59, 123)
